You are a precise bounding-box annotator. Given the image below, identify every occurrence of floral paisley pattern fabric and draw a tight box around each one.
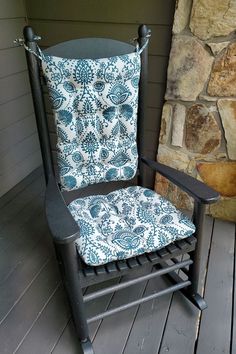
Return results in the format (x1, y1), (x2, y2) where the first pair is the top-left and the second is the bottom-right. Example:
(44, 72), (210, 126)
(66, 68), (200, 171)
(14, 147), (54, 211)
(41, 52), (141, 190)
(68, 186), (196, 266)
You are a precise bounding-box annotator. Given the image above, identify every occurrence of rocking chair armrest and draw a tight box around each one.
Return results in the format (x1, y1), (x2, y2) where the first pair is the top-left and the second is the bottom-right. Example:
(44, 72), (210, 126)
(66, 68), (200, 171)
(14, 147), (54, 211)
(141, 157), (220, 204)
(45, 176), (80, 245)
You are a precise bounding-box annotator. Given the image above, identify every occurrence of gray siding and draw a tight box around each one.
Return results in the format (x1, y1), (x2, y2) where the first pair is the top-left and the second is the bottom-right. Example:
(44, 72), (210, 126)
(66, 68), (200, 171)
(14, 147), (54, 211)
(0, 0), (41, 197)
(25, 0), (175, 178)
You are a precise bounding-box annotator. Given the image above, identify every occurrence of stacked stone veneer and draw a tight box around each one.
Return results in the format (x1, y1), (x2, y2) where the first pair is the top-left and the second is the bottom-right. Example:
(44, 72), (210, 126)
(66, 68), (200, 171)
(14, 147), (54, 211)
(155, 0), (236, 222)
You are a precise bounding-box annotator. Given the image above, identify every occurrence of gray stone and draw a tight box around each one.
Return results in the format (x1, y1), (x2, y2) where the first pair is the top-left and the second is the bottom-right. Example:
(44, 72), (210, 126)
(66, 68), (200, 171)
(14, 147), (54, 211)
(159, 103), (172, 144)
(207, 41), (230, 56)
(208, 42), (236, 97)
(157, 144), (190, 171)
(171, 103), (186, 147)
(185, 104), (221, 154)
(190, 0), (236, 40)
(197, 162), (236, 197)
(173, 0), (192, 34)
(217, 99), (236, 160)
(199, 94), (218, 102)
(210, 198), (236, 222)
(165, 36), (213, 101)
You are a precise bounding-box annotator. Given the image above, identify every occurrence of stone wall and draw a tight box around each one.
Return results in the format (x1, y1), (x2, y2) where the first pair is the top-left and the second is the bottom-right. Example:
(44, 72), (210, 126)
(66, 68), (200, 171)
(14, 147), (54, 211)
(155, 0), (236, 222)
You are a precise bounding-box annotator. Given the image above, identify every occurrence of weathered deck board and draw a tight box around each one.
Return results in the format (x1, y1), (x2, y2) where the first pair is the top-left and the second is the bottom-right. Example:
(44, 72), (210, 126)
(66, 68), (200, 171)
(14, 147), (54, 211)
(0, 238), (52, 323)
(92, 269), (149, 354)
(51, 278), (120, 353)
(0, 166), (42, 209)
(0, 258), (60, 354)
(0, 210), (49, 283)
(195, 219), (235, 354)
(0, 170), (235, 354)
(14, 285), (70, 354)
(0, 170), (44, 228)
(158, 216), (214, 354)
(122, 276), (172, 354)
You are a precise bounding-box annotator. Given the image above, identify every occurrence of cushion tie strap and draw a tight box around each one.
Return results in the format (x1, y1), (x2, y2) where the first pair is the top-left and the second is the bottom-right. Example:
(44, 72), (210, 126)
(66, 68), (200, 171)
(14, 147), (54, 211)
(13, 37), (44, 61)
(24, 42), (44, 61)
(133, 30), (151, 54)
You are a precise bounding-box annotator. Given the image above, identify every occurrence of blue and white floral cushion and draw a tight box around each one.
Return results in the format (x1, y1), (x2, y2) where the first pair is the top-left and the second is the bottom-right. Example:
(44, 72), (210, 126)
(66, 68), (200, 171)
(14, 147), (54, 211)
(68, 186), (196, 266)
(41, 52), (140, 191)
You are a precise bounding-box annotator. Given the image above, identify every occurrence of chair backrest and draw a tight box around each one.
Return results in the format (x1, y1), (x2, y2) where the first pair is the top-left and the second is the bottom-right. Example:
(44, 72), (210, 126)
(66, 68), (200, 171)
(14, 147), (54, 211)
(23, 25), (151, 200)
(44, 38), (135, 59)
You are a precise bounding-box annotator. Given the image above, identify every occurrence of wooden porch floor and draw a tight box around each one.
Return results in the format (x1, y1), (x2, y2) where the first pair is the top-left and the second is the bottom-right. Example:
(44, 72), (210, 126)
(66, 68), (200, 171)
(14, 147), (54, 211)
(0, 167), (235, 354)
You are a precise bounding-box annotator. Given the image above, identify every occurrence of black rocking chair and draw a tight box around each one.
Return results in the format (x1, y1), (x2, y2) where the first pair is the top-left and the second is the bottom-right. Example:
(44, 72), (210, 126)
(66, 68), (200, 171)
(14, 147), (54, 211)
(22, 24), (219, 354)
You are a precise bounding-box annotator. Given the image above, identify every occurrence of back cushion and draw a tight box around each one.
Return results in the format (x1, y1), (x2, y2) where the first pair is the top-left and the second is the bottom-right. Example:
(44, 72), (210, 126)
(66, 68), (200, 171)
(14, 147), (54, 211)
(41, 52), (141, 191)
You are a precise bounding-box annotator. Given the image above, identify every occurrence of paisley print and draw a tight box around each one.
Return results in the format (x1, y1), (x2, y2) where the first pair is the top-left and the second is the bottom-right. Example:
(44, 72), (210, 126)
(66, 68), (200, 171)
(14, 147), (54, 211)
(73, 60), (94, 84)
(57, 156), (72, 176)
(107, 83), (131, 105)
(64, 175), (77, 189)
(103, 106), (116, 122)
(58, 110), (72, 126)
(63, 81), (76, 93)
(41, 51), (140, 190)
(68, 186), (196, 266)
(120, 104), (133, 120)
(48, 87), (66, 110)
(93, 81), (105, 92)
(112, 230), (141, 250)
(81, 132), (99, 154)
(109, 151), (130, 167)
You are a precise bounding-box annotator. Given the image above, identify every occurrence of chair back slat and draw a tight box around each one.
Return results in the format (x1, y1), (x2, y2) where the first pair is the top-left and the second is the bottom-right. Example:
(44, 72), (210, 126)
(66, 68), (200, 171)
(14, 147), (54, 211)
(44, 38), (135, 59)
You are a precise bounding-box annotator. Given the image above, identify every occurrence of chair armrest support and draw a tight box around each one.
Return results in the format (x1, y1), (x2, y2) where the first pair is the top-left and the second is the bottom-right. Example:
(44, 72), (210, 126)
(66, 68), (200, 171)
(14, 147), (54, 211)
(45, 175), (80, 244)
(141, 157), (220, 204)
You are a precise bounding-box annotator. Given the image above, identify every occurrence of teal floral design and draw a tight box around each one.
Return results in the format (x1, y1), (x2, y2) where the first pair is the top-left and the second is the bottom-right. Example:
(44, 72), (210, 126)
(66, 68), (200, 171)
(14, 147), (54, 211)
(81, 132), (99, 154)
(48, 87), (66, 110)
(107, 83), (131, 105)
(109, 152), (130, 167)
(63, 81), (76, 93)
(68, 186), (196, 266)
(64, 175), (77, 189)
(93, 81), (105, 92)
(73, 61), (94, 84)
(58, 110), (73, 126)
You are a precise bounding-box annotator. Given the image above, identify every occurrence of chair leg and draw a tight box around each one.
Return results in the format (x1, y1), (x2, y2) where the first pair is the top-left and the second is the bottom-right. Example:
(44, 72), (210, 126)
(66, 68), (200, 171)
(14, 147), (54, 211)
(187, 201), (207, 310)
(56, 242), (94, 353)
(80, 339), (95, 354)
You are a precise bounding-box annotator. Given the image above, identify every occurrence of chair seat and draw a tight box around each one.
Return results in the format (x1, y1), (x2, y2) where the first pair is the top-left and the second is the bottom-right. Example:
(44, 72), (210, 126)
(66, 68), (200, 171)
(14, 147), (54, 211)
(68, 186), (196, 266)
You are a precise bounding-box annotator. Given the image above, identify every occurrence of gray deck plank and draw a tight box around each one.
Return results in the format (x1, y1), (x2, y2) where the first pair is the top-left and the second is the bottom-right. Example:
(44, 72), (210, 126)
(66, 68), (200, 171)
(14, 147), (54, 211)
(0, 193), (44, 259)
(92, 268), (149, 354)
(52, 278), (119, 354)
(0, 172), (44, 231)
(196, 219), (235, 354)
(158, 216), (214, 354)
(14, 285), (70, 354)
(0, 236), (52, 323)
(0, 258), (60, 354)
(0, 209), (51, 283)
(51, 319), (81, 354)
(87, 278), (121, 340)
(0, 166), (42, 209)
(122, 276), (172, 354)
(0, 178), (45, 257)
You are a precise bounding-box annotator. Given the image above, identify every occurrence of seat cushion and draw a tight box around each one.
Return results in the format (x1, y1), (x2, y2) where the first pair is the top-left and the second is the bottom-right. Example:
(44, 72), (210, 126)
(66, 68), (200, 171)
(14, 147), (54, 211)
(68, 186), (196, 266)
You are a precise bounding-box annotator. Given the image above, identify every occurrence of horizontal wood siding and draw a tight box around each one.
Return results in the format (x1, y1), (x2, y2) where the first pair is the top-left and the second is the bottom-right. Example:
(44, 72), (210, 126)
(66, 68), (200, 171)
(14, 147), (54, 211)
(0, 1), (41, 197)
(25, 0), (175, 25)
(26, 0), (175, 186)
